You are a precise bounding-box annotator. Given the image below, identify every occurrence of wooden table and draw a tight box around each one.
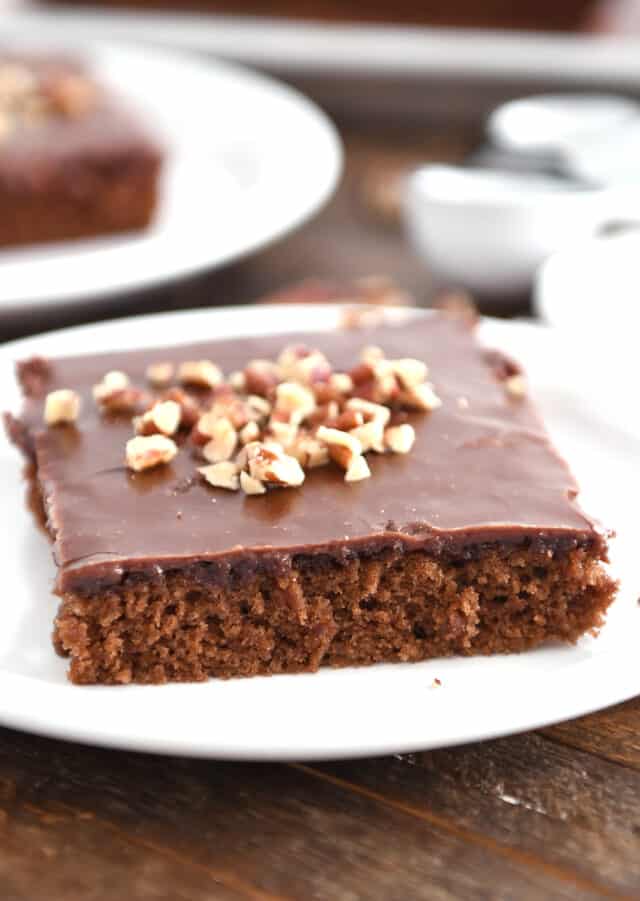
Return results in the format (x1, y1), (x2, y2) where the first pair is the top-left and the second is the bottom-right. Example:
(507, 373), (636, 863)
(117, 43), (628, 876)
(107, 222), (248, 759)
(2, 80), (639, 901)
(1, 698), (639, 899)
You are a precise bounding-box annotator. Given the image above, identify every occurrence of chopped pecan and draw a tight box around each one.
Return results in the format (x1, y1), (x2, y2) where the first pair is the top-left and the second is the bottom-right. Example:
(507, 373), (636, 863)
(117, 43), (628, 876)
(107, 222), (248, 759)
(161, 388), (201, 429)
(92, 370), (130, 403)
(44, 389), (81, 425)
(240, 471), (266, 495)
(199, 461), (240, 491)
(315, 425), (363, 471)
(202, 417), (238, 463)
(344, 454), (371, 482)
(247, 442), (305, 487)
(178, 360), (223, 389)
(125, 435), (177, 471)
(399, 382), (442, 412)
(384, 424), (416, 454)
(244, 360), (280, 396)
(146, 362), (175, 388)
(273, 381), (316, 426)
(135, 400), (181, 437)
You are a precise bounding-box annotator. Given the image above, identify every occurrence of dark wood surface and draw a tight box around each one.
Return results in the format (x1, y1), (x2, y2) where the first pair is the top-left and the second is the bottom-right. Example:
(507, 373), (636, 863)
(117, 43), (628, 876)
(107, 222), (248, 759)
(2, 84), (639, 901)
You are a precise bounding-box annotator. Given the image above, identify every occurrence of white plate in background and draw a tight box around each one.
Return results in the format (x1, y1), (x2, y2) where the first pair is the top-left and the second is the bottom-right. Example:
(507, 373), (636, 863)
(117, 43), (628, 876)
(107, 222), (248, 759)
(0, 42), (342, 315)
(0, 304), (637, 760)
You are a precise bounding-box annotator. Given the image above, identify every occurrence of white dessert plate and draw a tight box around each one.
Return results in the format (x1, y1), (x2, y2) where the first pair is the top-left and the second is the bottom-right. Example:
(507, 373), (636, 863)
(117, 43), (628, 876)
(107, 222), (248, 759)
(0, 304), (637, 761)
(0, 41), (342, 315)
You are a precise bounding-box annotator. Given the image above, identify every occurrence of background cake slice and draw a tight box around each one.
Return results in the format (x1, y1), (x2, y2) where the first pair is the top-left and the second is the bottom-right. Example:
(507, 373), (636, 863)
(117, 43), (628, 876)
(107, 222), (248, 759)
(0, 51), (162, 248)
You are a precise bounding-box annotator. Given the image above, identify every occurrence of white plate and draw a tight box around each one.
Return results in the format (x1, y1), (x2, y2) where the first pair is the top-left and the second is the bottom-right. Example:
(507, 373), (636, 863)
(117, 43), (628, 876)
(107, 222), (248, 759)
(0, 41), (342, 315)
(0, 304), (638, 760)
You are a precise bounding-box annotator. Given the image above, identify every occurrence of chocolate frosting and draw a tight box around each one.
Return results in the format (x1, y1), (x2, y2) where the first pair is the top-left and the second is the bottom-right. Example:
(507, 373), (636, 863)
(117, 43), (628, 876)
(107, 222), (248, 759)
(10, 315), (605, 592)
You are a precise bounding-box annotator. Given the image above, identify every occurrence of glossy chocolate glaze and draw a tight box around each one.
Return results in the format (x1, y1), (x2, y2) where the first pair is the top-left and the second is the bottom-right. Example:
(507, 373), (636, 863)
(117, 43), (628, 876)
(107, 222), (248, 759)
(0, 53), (161, 191)
(9, 314), (606, 592)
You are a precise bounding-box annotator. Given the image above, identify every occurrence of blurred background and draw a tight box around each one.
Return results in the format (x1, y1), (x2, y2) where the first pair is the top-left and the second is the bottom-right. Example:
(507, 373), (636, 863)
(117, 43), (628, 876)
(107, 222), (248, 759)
(2, 0), (640, 337)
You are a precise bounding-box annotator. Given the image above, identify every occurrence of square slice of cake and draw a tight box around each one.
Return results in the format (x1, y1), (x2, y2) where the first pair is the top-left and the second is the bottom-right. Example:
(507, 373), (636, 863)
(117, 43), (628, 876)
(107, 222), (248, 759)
(5, 312), (616, 684)
(0, 52), (162, 247)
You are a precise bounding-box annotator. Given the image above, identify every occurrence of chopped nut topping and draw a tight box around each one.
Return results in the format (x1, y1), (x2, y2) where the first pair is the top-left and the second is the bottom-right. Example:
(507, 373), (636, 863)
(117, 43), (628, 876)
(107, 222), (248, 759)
(350, 418), (385, 454)
(274, 381), (316, 425)
(239, 421), (260, 445)
(391, 358), (429, 389)
(199, 461), (240, 491)
(0, 64), (97, 142)
(136, 400), (181, 436)
(202, 417), (238, 463)
(289, 434), (330, 469)
(247, 441), (305, 487)
(244, 359), (280, 396)
(400, 382), (442, 412)
(146, 361), (174, 388)
(505, 374), (527, 399)
(120, 338), (438, 493)
(328, 372), (353, 395)
(99, 387), (147, 414)
(178, 360), (223, 389)
(346, 397), (391, 425)
(93, 370), (130, 403)
(228, 370), (246, 392)
(384, 424), (416, 454)
(277, 346), (332, 385)
(316, 425), (363, 472)
(246, 394), (272, 421)
(161, 387), (201, 429)
(44, 389), (81, 425)
(126, 435), (177, 471)
(240, 471), (266, 495)
(268, 419), (298, 449)
(332, 409), (364, 432)
(345, 454), (371, 482)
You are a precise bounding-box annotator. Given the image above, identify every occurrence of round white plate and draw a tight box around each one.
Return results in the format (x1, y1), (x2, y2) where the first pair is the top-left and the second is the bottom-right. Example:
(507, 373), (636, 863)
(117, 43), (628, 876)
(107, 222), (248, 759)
(0, 41), (342, 315)
(0, 304), (637, 760)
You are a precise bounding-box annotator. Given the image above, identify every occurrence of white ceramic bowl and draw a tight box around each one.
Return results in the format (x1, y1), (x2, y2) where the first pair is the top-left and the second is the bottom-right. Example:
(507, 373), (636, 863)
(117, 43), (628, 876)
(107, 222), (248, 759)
(403, 164), (622, 297)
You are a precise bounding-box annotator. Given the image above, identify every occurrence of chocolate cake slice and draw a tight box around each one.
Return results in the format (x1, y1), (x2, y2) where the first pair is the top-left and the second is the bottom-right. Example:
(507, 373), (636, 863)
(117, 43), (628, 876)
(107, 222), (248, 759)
(5, 311), (616, 684)
(0, 52), (162, 248)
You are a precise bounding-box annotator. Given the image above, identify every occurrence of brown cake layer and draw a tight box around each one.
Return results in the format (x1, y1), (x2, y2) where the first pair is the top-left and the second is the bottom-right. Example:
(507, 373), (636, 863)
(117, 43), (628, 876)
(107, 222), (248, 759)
(0, 52), (162, 248)
(5, 310), (616, 684)
(54, 539), (612, 685)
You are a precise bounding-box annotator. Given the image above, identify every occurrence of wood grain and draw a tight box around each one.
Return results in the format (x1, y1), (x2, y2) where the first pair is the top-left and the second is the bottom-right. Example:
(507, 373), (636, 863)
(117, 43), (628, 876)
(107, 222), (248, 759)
(0, 727), (633, 901)
(310, 729), (640, 897)
(543, 697), (640, 770)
